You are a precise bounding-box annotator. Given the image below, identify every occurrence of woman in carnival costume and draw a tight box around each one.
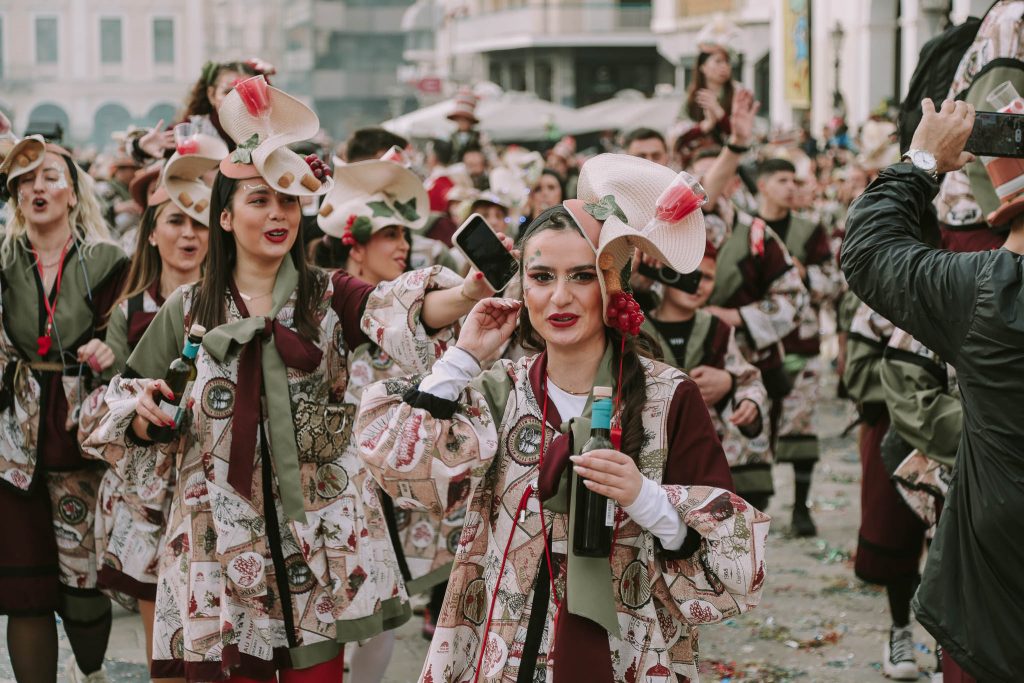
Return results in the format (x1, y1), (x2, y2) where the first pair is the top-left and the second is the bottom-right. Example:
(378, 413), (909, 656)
(356, 152), (770, 682)
(80, 135), (226, 671)
(83, 76), (499, 682)
(0, 135), (130, 682)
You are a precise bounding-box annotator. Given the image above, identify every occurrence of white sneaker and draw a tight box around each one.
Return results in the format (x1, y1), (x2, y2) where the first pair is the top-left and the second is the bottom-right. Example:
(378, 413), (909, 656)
(883, 625), (919, 680)
(64, 657), (110, 683)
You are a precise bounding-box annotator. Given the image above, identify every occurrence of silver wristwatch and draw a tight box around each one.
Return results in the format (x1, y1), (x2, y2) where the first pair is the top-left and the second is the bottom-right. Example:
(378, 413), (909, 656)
(902, 149), (938, 182)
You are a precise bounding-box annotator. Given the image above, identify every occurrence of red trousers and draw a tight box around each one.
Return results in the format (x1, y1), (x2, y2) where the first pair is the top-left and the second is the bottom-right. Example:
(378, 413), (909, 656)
(227, 651), (344, 683)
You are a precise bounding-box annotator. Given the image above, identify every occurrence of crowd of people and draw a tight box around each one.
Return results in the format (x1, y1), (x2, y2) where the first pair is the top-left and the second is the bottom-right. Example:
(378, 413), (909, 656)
(0, 3), (1021, 683)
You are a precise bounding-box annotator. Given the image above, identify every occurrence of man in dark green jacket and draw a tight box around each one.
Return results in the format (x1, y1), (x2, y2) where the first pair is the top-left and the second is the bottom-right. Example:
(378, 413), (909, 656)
(843, 97), (1024, 682)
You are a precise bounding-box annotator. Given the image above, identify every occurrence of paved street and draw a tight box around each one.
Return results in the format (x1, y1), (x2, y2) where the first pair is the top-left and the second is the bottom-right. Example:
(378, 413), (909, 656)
(0, 375), (938, 682)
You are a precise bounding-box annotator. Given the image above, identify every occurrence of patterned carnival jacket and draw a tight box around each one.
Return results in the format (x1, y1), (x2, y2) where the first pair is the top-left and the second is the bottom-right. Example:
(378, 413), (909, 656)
(83, 263), (461, 680)
(356, 352), (770, 683)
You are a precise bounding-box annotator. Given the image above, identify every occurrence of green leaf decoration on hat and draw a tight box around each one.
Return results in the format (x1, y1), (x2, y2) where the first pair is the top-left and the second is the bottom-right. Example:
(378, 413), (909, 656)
(367, 200), (395, 218)
(351, 215), (373, 243)
(230, 134), (261, 164)
(393, 197), (420, 223)
(584, 194), (627, 223)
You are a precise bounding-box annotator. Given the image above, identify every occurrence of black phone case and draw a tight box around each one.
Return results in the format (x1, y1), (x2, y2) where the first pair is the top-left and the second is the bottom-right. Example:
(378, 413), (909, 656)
(965, 111), (1024, 158)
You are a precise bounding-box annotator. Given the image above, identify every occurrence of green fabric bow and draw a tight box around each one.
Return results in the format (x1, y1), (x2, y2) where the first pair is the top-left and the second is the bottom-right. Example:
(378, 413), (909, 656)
(543, 342), (621, 637)
(202, 258), (307, 523)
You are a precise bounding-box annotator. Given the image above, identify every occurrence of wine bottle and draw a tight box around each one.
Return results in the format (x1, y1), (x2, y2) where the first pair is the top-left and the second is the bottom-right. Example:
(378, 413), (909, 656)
(147, 323), (206, 443)
(573, 385), (615, 557)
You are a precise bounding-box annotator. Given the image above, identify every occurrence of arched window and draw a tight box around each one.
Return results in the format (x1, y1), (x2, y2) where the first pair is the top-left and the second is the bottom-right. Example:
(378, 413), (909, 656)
(26, 103), (71, 143)
(92, 102), (133, 150)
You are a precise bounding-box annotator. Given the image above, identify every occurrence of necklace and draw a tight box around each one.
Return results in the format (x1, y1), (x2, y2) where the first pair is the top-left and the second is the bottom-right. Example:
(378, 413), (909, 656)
(238, 290), (273, 302)
(548, 378), (591, 396)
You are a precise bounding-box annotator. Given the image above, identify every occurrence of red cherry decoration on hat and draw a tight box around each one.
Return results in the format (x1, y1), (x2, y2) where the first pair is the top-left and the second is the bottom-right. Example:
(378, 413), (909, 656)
(606, 291), (644, 336)
(304, 154), (332, 180)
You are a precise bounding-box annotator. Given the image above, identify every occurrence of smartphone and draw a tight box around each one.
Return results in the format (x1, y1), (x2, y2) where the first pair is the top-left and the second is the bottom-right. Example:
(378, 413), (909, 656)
(964, 111), (1024, 158)
(452, 213), (520, 292)
(637, 262), (703, 295)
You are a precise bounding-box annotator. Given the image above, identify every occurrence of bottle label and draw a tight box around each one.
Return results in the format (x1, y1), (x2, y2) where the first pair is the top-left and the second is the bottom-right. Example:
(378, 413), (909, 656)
(158, 381), (194, 423)
(605, 499), (615, 527)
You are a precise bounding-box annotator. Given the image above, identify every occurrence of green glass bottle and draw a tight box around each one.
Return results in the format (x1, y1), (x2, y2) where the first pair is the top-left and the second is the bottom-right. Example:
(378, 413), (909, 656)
(573, 385), (615, 557)
(147, 323), (206, 443)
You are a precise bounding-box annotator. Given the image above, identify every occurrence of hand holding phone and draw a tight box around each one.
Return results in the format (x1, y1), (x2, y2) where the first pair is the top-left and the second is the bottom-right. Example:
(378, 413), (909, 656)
(964, 111), (1024, 158)
(453, 214), (520, 292)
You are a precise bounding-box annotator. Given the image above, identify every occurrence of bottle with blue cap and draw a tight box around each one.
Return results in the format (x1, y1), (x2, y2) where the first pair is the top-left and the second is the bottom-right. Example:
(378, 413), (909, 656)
(147, 323), (206, 443)
(573, 385), (615, 557)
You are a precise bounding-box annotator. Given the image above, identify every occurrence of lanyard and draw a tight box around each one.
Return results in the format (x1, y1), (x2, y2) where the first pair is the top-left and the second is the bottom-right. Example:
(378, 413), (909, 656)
(30, 236), (72, 357)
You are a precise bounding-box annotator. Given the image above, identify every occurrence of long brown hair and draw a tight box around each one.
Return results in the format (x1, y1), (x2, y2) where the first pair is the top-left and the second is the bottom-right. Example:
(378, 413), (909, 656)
(116, 201), (169, 305)
(685, 48), (735, 123)
(183, 61), (258, 119)
(190, 172), (326, 341)
(515, 206), (655, 461)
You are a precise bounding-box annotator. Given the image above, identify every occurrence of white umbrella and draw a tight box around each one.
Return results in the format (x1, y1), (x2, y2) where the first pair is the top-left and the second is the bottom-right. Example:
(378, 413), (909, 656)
(381, 100), (455, 139)
(566, 89), (686, 135)
(382, 91), (577, 142)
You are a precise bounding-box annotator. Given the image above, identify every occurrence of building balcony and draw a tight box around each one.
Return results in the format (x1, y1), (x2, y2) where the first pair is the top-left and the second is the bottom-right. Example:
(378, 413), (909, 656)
(451, 2), (655, 53)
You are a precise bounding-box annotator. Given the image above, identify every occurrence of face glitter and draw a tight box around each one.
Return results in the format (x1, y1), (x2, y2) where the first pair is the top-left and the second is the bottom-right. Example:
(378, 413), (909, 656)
(47, 167), (69, 191)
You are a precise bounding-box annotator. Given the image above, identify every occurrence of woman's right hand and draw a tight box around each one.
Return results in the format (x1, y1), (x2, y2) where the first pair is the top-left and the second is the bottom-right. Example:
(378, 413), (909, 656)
(130, 379), (176, 441)
(456, 298), (521, 366)
(137, 120), (175, 160)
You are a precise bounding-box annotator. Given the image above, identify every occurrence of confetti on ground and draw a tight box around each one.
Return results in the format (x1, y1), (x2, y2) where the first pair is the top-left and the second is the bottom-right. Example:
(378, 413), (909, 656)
(814, 495), (851, 511)
(700, 659), (807, 682)
(752, 617), (848, 650)
(820, 577), (884, 597)
(809, 540), (853, 564)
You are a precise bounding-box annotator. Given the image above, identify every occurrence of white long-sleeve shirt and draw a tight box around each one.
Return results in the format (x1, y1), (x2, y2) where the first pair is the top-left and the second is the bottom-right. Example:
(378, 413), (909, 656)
(420, 347), (687, 550)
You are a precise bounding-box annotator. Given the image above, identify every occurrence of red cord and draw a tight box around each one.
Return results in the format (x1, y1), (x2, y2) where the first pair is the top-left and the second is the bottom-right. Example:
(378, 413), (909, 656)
(474, 380), (560, 682)
(474, 485), (532, 683)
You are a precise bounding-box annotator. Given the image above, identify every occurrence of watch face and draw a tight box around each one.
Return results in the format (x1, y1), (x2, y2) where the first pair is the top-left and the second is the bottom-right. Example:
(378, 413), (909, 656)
(911, 151), (937, 171)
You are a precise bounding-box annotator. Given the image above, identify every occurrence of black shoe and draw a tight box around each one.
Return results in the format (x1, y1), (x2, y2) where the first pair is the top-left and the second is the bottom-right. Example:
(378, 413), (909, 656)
(791, 506), (817, 537)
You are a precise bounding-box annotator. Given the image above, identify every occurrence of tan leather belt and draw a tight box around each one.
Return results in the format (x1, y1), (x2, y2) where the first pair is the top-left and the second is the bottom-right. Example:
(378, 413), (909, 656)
(27, 361), (65, 372)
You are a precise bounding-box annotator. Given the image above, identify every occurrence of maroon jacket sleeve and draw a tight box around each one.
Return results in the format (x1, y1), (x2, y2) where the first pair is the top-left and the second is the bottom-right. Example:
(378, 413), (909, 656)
(662, 379), (735, 492)
(330, 270), (375, 351)
(660, 378), (736, 559)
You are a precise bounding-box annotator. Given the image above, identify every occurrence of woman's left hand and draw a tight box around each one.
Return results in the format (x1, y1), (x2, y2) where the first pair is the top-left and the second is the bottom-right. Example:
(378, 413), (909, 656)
(77, 339), (115, 374)
(570, 449), (643, 507)
(461, 231), (518, 300)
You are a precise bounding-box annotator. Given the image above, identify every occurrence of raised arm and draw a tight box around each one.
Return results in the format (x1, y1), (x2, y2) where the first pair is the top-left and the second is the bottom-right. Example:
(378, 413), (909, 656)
(842, 99), (986, 361)
(701, 88), (759, 209)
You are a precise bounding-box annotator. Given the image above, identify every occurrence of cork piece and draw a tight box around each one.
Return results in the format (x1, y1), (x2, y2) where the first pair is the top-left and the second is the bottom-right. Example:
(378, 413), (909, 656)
(598, 253), (621, 292)
(278, 172), (294, 188)
(194, 199), (209, 213)
(178, 191), (194, 208)
(15, 154), (29, 167)
(300, 174), (321, 192)
(318, 202), (334, 218)
(26, 148), (40, 162)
